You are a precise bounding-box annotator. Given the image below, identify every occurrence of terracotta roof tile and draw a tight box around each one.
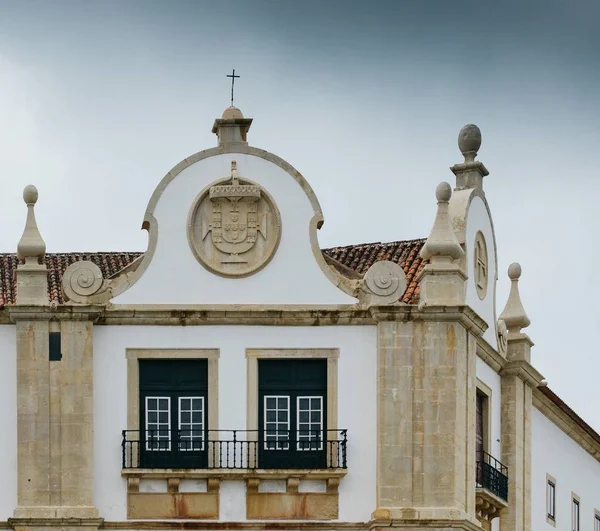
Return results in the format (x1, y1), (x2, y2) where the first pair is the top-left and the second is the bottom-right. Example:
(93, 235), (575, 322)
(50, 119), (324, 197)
(0, 239), (426, 307)
(0, 252), (143, 307)
(322, 238), (427, 303)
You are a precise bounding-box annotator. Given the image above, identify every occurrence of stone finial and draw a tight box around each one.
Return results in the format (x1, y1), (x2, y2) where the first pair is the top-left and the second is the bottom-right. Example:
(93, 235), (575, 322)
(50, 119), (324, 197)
(499, 262), (531, 334)
(17, 185), (46, 265)
(451, 124), (489, 190)
(420, 182), (464, 262)
(212, 106), (253, 146)
(458, 124), (481, 163)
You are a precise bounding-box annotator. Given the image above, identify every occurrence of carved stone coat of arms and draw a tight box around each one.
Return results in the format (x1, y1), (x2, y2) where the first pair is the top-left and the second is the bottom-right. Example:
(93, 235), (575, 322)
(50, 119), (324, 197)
(187, 161), (282, 277)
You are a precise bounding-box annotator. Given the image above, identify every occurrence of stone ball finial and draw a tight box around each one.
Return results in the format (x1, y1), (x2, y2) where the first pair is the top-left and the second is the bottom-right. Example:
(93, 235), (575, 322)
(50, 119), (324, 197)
(436, 181), (452, 202)
(23, 185), (39, 205)
(508, 262), (522, 280)
(458, 124), (481, 162)
(222, 105), (244, 120)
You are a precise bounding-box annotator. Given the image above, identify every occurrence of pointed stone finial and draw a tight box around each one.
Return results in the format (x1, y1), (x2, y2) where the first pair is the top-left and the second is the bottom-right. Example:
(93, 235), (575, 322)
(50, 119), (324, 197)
(499, 262), (531, 334)
(451, 124), (489, 190)
(17, 185), (46, 265)
(15, 185), (49, 305)
(420, 182), (464, 262)
(418, 182), (467, 307)
(212, 106), (253, 146)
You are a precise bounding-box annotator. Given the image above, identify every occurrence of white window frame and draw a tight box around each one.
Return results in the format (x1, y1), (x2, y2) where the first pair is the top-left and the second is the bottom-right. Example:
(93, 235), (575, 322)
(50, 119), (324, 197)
(572, 494), (580, 531)
(546, 479), (556, 521)
(297, 395), (323, 451)
(594, 512), (600, 531)
(145, 396), (171, 451)
(263, 395), (290, 451)
(178, 396), (205, 452)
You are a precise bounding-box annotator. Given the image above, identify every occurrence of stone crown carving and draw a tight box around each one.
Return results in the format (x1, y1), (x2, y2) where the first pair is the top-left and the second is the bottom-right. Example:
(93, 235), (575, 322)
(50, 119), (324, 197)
(187, 161), (282, 278)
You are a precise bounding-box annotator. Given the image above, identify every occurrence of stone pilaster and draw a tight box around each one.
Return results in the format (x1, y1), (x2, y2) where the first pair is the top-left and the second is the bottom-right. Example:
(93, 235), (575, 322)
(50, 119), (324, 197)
(499, 336), (541, 531)
(372, 312), (479, 530)
(498, 263), (541, 531)
(10, 311), (100, 531)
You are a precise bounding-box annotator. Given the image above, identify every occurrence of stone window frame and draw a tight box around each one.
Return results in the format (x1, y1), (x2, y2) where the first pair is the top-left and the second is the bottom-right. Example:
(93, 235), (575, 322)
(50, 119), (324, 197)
(126, 348), (219, 467)
(474, 230), (488, 300)
(475, 379), (492, 455)
(572, 492), (581, 531)
(246, 348), (339, 467)
(546, 473), (557, 527)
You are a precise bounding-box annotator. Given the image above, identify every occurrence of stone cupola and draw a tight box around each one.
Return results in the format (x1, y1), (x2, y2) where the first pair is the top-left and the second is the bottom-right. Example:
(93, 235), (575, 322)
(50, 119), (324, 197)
(212, 106), (253, 146)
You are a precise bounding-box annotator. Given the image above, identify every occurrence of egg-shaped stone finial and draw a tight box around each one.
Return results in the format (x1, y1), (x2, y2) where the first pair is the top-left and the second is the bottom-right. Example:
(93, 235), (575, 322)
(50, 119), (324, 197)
(508, 262), (522, 280)
(23, 184), (39, 205)
(458, 124), (482, 163)
(436, 181), (452, 202)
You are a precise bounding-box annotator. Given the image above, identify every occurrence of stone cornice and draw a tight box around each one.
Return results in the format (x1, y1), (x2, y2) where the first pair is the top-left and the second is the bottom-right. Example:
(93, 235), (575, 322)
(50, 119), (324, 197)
(370, 305), (488, 336)
(476, 336), (506, 373)
(499, 359), (544, 387)
(6, 305), (103, 323)
(101, 523), (366, 530)
(533, 386), (600, 463)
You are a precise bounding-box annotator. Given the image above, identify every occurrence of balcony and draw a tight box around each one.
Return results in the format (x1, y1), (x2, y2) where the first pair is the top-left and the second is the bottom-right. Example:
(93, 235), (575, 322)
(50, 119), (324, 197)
(121, 428), (348, 471)
(475, 451), (508, 528)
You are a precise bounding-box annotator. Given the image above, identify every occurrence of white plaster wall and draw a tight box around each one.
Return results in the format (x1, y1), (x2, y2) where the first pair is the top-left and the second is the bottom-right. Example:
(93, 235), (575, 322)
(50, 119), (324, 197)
(0, 325), (17, 519)
(532, 407), (600, 530)
(475, 357), (501, 460)
(93, 325), (377, 522)
(113, 153), (355, 305)
(465, 196), (498, 349)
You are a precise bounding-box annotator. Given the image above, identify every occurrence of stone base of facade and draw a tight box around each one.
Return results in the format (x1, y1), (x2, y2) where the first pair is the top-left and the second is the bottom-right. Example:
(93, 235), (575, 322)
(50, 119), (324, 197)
(8, 516), (103, 531)
(371, 508), (481, 531)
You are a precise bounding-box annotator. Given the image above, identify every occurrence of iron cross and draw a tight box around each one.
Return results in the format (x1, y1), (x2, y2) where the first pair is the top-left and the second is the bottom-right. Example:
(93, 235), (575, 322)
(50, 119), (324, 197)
(226, 69), (240, 106)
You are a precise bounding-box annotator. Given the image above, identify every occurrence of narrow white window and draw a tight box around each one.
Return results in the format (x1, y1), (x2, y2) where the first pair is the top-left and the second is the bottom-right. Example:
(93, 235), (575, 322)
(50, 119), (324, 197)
(178, 396), (204, 451)
(595, 514), (600, 531)
(145, 396), (170, 451)
(297, 396), (323, 451)
(547, 480), (556, 520)
(572, 498), (580, 531)
(264, 395), (290, 450)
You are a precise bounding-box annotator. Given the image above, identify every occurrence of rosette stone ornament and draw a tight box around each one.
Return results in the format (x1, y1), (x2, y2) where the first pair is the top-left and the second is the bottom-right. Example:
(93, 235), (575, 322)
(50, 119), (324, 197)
(62, 261), (105, 304)
(360, 260), (406, 305)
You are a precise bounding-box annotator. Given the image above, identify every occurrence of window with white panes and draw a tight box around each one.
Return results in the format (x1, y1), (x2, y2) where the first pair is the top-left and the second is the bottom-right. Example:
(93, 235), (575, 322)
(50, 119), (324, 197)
(145, 396), (171, 450)
(264, 395), (290, 450)
(572, 497), (580, 531)
(297, 396), (323, 450)
(178, 396), (205, 451)
(595, 513), (600, 531)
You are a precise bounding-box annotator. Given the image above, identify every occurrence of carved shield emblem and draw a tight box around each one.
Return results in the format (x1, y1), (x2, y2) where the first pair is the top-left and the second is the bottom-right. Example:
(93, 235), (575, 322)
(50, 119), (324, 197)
(188, 161), (281, 277)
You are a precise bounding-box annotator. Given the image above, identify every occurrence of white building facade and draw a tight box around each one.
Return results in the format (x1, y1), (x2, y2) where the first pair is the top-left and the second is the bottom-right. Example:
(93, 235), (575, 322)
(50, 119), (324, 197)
(0, 107), (597, 531)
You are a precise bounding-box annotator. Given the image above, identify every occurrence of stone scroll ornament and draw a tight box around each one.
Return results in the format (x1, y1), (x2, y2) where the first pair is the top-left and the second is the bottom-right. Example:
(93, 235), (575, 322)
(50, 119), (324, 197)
(497, 319), (508, 356)
(62, 261), (104, 303)
(187, 161), (282, 278)
(362, 261), (407, 305)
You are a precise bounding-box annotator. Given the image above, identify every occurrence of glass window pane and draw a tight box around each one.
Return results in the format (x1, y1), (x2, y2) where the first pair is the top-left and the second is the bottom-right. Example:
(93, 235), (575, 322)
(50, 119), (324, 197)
(266, 397), (276, 409)
(266, 411), (276, 422)
(278, 410), (287, 422)
(278, 397), (287, 409)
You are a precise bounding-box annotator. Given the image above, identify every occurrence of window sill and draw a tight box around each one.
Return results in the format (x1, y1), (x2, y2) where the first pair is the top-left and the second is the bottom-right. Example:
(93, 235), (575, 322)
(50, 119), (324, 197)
(122, 468), (347, 480)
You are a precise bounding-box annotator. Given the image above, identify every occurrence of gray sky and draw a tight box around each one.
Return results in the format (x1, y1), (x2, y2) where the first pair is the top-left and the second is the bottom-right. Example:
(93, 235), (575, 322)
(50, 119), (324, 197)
(1, 0), (599, 430)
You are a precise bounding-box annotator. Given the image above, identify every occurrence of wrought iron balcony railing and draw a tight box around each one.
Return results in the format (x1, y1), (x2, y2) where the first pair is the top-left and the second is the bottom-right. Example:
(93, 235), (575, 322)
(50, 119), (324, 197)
(122, 429), (348, 470)
(476, 450), (508, 502)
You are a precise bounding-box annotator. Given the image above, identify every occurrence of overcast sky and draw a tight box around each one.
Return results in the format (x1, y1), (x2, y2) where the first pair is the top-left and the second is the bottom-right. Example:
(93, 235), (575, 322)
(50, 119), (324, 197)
(1, 0), (599, 430)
